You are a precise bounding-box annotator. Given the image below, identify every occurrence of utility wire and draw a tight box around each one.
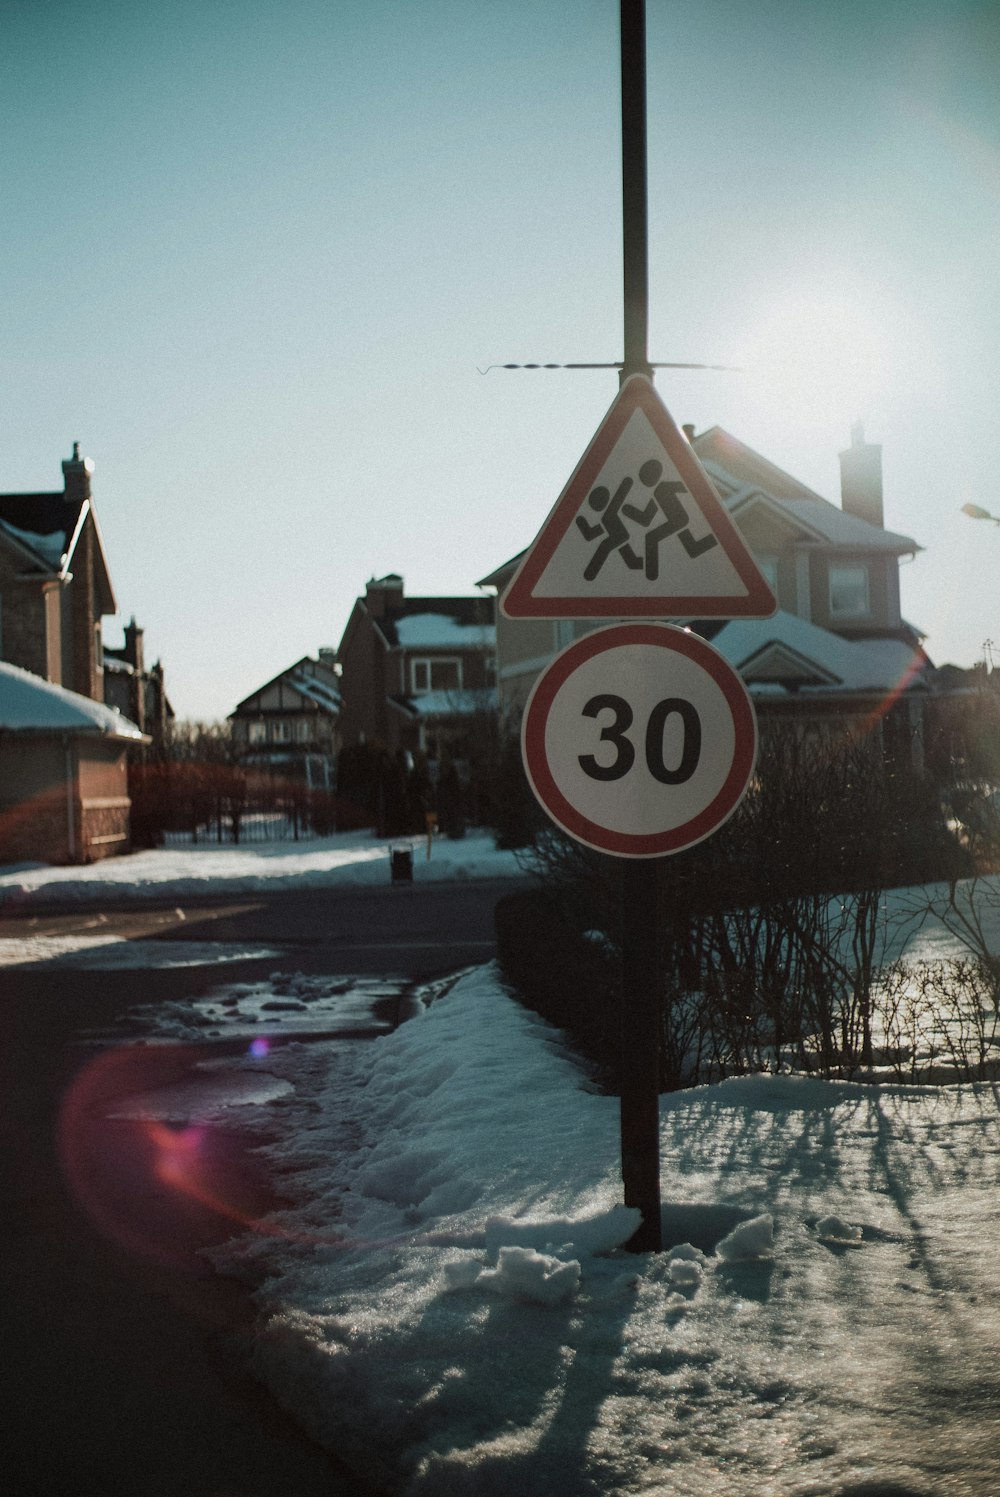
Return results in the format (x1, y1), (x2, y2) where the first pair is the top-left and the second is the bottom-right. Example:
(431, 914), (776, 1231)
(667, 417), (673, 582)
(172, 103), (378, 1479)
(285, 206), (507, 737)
(477, 360), (745, 374)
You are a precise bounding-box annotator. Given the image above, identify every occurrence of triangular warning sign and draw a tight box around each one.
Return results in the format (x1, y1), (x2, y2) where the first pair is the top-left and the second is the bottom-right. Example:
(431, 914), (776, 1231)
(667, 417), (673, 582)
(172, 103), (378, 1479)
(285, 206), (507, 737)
(502, 375), (777, 620)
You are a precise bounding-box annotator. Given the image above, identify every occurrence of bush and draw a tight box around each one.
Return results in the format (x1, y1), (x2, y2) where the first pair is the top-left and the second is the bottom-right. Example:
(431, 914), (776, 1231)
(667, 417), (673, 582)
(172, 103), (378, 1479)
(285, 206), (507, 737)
(494, 888), (621, 1090)
(487, 733), (544, 850)
(498, 726), (971, 1092)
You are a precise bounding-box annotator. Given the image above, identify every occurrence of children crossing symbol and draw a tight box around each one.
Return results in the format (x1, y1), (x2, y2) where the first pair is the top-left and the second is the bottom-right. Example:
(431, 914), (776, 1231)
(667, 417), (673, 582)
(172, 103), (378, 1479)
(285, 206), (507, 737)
(575, 458), (719, 583)
(502, 375), (776, 620)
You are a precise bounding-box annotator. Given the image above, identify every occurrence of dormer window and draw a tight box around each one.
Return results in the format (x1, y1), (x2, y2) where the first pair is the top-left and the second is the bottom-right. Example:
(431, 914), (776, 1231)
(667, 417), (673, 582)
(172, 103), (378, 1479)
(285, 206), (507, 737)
(829, 564), (870, 619)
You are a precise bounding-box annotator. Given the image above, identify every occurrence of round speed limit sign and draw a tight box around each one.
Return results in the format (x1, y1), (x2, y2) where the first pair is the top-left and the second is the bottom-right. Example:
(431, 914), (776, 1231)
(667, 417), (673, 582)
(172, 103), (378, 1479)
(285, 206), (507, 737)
(521, 622), (758, 857)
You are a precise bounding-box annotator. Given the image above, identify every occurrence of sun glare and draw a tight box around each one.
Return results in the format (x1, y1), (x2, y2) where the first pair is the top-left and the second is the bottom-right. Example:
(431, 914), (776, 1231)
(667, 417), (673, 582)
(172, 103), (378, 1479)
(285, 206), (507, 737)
(733, 282), (925, 434)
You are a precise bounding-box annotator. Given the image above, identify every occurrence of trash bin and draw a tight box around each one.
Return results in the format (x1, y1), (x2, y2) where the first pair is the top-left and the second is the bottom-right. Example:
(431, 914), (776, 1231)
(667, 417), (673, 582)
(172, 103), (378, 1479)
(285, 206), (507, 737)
(390, 846), (413, 883)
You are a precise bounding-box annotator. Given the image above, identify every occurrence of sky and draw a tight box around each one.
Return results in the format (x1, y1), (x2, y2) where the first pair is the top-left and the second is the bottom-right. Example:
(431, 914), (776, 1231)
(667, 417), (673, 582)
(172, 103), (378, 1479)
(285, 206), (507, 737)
(14, 830), (1000, 1493)
(4, 0), (1000, 720)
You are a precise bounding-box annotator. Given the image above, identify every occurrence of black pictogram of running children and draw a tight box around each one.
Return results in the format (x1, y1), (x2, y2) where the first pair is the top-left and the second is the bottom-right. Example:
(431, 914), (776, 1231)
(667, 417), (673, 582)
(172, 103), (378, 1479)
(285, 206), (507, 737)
(574, 458), (718, 583)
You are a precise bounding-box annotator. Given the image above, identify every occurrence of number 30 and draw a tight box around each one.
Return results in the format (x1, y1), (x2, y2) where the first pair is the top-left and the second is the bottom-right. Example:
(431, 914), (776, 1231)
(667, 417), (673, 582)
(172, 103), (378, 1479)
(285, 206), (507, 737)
(578, 694), (701, 785)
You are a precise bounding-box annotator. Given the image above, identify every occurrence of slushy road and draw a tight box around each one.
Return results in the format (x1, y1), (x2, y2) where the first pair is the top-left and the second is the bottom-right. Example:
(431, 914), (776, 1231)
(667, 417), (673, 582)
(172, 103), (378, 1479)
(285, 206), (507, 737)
(0, 873), (530, 1497)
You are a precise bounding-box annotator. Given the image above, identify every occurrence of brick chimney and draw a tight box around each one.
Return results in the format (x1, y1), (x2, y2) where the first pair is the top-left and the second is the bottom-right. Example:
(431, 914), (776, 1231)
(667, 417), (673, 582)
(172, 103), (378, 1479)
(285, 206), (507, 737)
(61, 441), (94, 503)
(839, 423), (883, 529)
(364, 573), (404, 620)
(124, 617), (145, 674)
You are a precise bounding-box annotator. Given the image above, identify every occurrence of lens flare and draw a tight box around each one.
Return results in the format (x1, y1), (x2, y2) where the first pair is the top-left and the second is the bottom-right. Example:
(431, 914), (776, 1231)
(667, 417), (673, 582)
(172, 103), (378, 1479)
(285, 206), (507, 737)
(58, 1043), (285, 1270)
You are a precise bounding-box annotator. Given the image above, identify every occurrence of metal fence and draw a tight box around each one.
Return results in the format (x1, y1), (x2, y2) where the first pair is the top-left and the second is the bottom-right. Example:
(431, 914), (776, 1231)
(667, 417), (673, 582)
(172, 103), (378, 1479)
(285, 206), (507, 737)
(129, 762), (365, 846)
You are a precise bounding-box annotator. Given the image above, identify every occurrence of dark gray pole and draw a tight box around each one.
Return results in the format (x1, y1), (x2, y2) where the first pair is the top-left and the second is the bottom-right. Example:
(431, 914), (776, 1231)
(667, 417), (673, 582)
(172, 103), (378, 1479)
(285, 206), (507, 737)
(618, 0), (662, 1253)
(620, 0), (652, 387)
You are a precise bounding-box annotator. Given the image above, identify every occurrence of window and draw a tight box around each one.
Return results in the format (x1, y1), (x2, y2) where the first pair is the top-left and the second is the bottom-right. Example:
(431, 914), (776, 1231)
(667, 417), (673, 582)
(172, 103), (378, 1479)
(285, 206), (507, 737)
(828, 565), (870, 619)
(411, 656), (462, 693)
(248, 721), (266, 744)
(270, 719), (292, 743)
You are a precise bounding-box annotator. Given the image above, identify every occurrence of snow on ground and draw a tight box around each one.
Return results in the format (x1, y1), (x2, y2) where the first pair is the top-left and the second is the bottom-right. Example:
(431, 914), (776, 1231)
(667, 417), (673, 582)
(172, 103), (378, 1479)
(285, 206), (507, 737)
(0, 830), (521, 908)
(202, 963), (1000, 1497)
(0, 933), (283, 969)
(9, 834), (1000, 1491)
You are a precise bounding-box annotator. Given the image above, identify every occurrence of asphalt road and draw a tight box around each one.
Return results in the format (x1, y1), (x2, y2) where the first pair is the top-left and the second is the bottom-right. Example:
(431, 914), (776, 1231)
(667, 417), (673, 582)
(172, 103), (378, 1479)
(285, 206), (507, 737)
(0, 875), (522, 976)
(0, 874), (530, 1497)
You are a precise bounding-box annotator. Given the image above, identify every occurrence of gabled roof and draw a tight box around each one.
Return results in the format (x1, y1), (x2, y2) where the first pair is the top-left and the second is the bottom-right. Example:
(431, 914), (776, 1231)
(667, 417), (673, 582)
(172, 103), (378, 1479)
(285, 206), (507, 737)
(0, 491), (116, 611)
(230, 656), (342, 717)
(692, 427), (828, 503)
(0, 661), (145, 739)
(720, 481), (918, 554)
(708, 610), (931, 695)
(0, 493), (77, 574)
(477, 556), (521, 591)
(695, 432), (919, 555)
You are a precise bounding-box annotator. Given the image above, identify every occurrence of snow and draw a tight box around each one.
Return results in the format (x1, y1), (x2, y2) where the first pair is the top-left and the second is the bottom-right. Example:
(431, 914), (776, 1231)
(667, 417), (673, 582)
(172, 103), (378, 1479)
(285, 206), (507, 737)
(288, 667), (341, 711)
(11, 831), (1000, 1492)
(200, 964), (1000, 1496)
(0, 829), (522, 908)
(0, 516), (67, 569)
(712, 610), (927, 694)
(409, 687), (498, 718)
(0, 659), (145, 737)
(0, 934), (281, 969)
(393, 613), (496, 650)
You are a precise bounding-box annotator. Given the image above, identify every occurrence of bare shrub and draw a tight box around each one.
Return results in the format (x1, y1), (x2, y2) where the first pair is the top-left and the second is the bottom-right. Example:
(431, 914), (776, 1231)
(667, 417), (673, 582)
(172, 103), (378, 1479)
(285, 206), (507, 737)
(508, 724), (955, 1090)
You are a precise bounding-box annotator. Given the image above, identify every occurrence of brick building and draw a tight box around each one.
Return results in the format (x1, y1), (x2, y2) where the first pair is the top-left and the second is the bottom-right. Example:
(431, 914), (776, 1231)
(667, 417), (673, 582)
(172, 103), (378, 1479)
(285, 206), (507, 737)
(0, 661), (147, 864)
(0, 444), (116, 701)
(336, 574), (496, 762)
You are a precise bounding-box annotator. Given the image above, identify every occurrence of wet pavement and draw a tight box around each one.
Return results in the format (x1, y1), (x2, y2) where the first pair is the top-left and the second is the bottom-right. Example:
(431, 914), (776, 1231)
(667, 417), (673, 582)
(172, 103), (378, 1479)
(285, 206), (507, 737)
(0, 876), (525, 1494)
(1, 951), (402, 1497)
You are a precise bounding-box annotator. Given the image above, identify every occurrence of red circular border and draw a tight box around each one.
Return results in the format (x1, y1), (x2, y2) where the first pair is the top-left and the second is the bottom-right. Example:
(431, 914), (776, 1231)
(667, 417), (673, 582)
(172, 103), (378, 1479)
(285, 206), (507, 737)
(521, 623), (757, 858)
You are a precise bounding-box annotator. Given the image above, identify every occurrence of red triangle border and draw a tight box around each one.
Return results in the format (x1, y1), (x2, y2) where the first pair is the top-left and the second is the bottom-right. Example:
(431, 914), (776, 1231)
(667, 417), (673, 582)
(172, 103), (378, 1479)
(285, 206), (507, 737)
(502, 375), (777, 620)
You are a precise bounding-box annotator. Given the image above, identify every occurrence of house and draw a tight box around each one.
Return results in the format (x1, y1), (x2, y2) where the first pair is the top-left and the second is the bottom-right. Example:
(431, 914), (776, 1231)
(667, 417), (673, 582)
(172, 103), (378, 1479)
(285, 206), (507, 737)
(0, 444), (116, 703)
(0, 660), (147, 864)
(229, 652), (341, 789)
(103, 616), (173, 754)
(336, 574), (497, 763)
(479, 422), (932, 762)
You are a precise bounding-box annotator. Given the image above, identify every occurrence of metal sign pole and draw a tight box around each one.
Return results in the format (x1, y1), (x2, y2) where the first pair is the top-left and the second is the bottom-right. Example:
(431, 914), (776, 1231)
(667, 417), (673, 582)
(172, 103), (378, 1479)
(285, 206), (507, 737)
(620, 0), (652, 389)
(619, 0), (662, 1252)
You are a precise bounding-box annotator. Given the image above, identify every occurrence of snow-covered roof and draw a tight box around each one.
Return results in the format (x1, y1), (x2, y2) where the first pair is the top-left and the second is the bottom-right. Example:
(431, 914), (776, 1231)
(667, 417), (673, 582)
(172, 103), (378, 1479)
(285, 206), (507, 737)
(389, 687), (498, 720)
(693, 424), (828, 502)
(392, 612), (496, 650)
(710, 610), (929, 694)
(693, 427), (919, 554)
(0, 661), (146, 738)
(0, 456), (116, 614)
(231, 656), (341, 717)
(767, 497), (918, 554)
(288, 668), (341, 712)
(0, 517), (68, 570)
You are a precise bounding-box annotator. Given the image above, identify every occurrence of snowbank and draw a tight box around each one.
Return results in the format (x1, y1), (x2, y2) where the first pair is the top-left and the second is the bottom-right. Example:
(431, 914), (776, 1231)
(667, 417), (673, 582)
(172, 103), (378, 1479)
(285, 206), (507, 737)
(205, 964), (1000, 1496)
(0, 830), (523, 907)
